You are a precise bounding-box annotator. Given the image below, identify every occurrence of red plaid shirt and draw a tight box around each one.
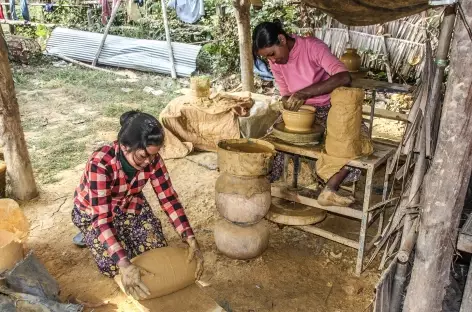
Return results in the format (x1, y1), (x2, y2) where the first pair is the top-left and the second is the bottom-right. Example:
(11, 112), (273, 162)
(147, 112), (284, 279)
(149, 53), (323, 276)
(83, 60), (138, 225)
(74, 141), (194, 263)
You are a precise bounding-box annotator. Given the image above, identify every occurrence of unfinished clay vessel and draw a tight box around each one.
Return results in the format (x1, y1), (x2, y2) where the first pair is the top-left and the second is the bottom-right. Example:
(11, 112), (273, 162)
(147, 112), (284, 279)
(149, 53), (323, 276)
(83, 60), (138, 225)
(282, 105), (316, 132)
(217, 139), (275, 176)
(214, 219), (270, 259)
(216, 173), (271, 224)
(340, 48), (362, 72)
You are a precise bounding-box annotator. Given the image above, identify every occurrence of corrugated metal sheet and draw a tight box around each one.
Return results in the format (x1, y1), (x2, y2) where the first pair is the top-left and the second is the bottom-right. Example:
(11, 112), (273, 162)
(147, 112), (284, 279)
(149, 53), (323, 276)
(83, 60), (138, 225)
(46, 27), (202, 77)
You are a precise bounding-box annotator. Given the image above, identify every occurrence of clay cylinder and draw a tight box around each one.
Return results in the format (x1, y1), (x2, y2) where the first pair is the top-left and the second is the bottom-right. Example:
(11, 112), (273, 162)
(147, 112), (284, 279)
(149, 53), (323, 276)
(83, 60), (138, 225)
(115, 247), (197, 299)
(281, 105), (316, 132)
(216, 173), (271, 224)
(0, 230), (24, 272)
(214, 219), (270, 260)
(217, 139), (275, 177)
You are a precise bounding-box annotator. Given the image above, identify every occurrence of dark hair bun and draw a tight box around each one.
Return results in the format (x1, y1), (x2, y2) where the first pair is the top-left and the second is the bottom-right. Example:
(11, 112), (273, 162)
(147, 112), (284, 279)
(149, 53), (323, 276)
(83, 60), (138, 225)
(119, 110), (139, 126)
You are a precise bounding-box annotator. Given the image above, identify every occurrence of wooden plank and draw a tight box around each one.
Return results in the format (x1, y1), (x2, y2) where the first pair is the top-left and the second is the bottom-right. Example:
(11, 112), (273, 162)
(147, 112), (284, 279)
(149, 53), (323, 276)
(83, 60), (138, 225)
(0, 19), (55, 27)
(132, 284), (224, 312)
(362, 105), (409, 122)
(271, 186), (363, 219)
(351, 78), (413, 93)
(264, 137), (395, 170)
(295, 225), (360, 249)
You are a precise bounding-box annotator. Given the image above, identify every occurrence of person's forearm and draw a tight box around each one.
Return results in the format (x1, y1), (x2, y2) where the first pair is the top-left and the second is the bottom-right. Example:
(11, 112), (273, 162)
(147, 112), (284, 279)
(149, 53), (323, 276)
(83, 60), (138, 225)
(296, 72), (351, 99)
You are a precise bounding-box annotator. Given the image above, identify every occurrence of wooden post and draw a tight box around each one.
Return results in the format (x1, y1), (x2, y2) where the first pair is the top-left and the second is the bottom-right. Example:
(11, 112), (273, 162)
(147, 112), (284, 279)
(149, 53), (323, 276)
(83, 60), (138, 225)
(403, 1), (472, 311)
(92, 0), (122, 67)
(5, 4), (15, 34)
(233, 0), (254, 92)
(0, 28), (38, 200)
(160, 0), (177, 79)
(431, 5), (456, 152)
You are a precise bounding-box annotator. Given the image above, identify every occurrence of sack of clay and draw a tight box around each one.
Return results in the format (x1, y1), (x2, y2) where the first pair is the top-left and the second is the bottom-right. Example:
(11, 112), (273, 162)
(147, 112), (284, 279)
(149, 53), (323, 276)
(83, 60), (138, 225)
(325, 87), (364, 158)
(115, 247), (197, 300)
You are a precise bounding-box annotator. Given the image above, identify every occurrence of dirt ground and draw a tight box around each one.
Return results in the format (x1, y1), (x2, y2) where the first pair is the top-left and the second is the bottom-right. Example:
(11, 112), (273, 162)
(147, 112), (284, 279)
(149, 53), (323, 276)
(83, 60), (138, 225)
(11, 62), (404, 312)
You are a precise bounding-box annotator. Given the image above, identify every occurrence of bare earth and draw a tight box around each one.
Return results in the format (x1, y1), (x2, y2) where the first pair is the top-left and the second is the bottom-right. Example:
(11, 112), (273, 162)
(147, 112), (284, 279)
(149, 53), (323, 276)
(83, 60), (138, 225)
(12, 64), (393, 312)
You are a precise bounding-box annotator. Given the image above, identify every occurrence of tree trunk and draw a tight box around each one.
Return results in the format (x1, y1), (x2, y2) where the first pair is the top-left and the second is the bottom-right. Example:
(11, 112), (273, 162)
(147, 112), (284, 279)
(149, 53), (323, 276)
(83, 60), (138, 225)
(0, 28), (38, 200)
(403, 2), (472, 311)
(234, 0), (254, 92)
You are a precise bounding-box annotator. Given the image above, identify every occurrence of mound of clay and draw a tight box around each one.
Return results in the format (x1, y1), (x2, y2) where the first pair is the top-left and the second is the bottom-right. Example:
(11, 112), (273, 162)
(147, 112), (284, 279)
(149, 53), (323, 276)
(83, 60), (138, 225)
(214, 219), (270, 260)
(0, 198), (29, 239)
(115, 247), (197, 300)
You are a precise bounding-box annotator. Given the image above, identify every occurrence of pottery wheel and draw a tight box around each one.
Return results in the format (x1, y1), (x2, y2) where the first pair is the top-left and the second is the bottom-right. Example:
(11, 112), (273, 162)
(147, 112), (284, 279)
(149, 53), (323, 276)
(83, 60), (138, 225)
(272, 123), (324, 144)
(266, 197), (327, 226)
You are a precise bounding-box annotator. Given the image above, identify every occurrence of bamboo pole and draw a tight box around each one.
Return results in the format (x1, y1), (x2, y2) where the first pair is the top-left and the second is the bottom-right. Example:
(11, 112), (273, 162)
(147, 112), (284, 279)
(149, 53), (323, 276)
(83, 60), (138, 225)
(54, 54), (129, 77)
(92, 0), (122, 67)
(381, 35), (393, 83)
(160, 0), (177, 79)
(0, 19), (55, 27)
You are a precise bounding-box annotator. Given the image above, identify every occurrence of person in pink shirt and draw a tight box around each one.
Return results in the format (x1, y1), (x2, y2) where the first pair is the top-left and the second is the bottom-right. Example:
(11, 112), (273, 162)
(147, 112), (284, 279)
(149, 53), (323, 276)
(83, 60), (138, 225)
(253, 20), (362, 207)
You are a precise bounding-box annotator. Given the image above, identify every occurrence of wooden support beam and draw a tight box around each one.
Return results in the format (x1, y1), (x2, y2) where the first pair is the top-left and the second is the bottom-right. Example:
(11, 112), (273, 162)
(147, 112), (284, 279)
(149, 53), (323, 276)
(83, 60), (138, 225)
(92, 0), (121, 67)
(403, 1), (472, 310)
(160, 0), (177, 79)
(0, 19), (55, 27)
(0, 27), (38, 200)
(233, 0), (254, 92)
(362, 105), (409, 122)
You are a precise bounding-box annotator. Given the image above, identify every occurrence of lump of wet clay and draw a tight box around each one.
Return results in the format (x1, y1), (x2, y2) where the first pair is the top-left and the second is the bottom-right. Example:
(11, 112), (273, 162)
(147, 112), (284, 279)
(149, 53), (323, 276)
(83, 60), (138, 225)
(115, 247), (197, 300)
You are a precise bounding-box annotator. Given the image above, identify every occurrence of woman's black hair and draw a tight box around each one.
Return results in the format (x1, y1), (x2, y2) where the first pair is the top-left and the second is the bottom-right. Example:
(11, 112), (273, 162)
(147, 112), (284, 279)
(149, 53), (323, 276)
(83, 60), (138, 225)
(252, 19), (289, 69)
(118, 110), (165, 151)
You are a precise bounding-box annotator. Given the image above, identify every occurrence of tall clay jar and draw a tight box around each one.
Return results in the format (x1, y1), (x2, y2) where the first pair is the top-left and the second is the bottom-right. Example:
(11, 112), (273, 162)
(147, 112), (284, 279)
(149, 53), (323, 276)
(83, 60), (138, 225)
(340, 48), (362, 72)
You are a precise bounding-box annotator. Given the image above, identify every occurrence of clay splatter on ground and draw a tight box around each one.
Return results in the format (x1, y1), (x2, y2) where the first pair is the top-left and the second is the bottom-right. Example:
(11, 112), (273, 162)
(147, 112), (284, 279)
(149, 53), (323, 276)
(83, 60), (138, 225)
(12, 63), (405, 311)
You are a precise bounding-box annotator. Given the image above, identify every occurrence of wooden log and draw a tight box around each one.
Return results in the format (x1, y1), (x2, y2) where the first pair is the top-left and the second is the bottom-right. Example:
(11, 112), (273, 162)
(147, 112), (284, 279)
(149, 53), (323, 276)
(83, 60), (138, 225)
(0, 28), (38, 200)
(381, 35), (393, 83)
(397, 218), (419, 263)
(403, 0), (472, 310)
(0, 19), (55, 27)
(92, 0), (122, 67)
(160, 0), (177, 79)
(233, 0), (254, 92)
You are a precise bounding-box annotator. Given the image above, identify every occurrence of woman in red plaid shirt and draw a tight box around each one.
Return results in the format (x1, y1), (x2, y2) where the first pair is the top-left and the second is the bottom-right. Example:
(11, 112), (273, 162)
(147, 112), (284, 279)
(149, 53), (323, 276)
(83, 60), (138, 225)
(71, 111), (203, 300)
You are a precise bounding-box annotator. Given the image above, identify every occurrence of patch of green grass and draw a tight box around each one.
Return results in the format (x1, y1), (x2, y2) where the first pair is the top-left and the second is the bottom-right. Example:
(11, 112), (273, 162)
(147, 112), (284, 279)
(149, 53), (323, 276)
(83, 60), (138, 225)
(15, 62), (183, 184)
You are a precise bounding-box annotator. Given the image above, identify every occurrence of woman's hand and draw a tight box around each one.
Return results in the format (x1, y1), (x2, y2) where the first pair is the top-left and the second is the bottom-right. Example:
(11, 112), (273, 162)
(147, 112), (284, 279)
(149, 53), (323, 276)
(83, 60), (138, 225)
(186, 237), (204, 280)
(118, 259), (152, 300)
(285, 93), (307, 111)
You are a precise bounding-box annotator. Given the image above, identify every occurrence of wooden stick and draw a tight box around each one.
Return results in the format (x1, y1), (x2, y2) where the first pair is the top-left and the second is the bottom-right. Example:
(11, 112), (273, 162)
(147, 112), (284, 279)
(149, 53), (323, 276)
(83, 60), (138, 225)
(398, 218), (418, 263)
(0, 19), (55, 27)
(54, 54), (129, 77)
(160, 0), (177, 79)
(381, 35), (393, 83)
(92, 0), (122, 67)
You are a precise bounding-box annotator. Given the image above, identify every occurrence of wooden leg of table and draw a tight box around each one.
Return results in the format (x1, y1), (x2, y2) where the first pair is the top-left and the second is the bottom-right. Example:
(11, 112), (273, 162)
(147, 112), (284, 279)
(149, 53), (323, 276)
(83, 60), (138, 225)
(292, 155), (300, 189)
(356, 167), (374, 276)
(369, 90), (376, 139)
(282, 153), (289, 183)
(378, 157), (392, 234)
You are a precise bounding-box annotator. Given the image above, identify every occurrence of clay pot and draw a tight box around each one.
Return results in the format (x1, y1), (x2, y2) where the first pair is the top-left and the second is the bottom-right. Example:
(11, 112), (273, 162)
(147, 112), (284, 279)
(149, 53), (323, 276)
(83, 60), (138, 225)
(217, 139), (275, 177)
(216, 174), (271, 224)
(282, 105), (316, 132)
(0, 229), (24, 272)
(340, 48), (362, 72)
(214, 219), (270, 260)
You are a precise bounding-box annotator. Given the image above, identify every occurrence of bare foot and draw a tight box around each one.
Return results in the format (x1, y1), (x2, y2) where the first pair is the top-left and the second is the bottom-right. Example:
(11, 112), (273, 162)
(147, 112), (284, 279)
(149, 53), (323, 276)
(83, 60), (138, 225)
(318, 188), (355, 207)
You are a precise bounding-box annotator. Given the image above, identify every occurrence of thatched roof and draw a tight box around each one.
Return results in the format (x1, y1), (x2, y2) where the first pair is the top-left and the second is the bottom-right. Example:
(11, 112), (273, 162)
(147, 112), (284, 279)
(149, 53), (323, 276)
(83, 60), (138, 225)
(302, 0), (430, 26)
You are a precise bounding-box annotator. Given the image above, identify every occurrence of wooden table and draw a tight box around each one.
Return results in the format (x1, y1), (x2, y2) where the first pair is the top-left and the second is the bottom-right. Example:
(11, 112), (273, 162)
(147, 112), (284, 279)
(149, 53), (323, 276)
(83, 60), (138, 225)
(265, 136), (396, 276)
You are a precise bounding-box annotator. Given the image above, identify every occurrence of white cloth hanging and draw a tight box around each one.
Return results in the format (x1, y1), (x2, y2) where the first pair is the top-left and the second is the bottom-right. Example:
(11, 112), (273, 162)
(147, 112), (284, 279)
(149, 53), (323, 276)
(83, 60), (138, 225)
(167, 0), (204, 24)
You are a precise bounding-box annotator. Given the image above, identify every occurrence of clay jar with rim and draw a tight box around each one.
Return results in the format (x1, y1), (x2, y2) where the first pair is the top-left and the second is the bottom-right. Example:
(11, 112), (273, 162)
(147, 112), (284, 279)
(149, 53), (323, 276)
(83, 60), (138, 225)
(215, 173), (271, 224)
(281, 105), (316, 132)
(340, 48), (362, 72)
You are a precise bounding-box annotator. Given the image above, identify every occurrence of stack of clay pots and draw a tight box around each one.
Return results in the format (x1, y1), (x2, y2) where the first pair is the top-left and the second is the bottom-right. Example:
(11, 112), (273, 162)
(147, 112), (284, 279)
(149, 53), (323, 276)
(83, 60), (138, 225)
(214, 138), (275, 260)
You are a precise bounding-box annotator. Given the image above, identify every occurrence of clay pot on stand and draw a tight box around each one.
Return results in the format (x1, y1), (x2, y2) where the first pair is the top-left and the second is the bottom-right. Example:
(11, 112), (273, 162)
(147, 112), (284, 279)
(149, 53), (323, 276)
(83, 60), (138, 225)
(215, 139), (275, 260)
(340, 48), (362, 72)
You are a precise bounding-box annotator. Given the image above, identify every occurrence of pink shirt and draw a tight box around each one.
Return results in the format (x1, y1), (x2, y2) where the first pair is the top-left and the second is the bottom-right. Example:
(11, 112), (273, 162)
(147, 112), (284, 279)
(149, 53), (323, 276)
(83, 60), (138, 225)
(270, 36), (348, 107)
